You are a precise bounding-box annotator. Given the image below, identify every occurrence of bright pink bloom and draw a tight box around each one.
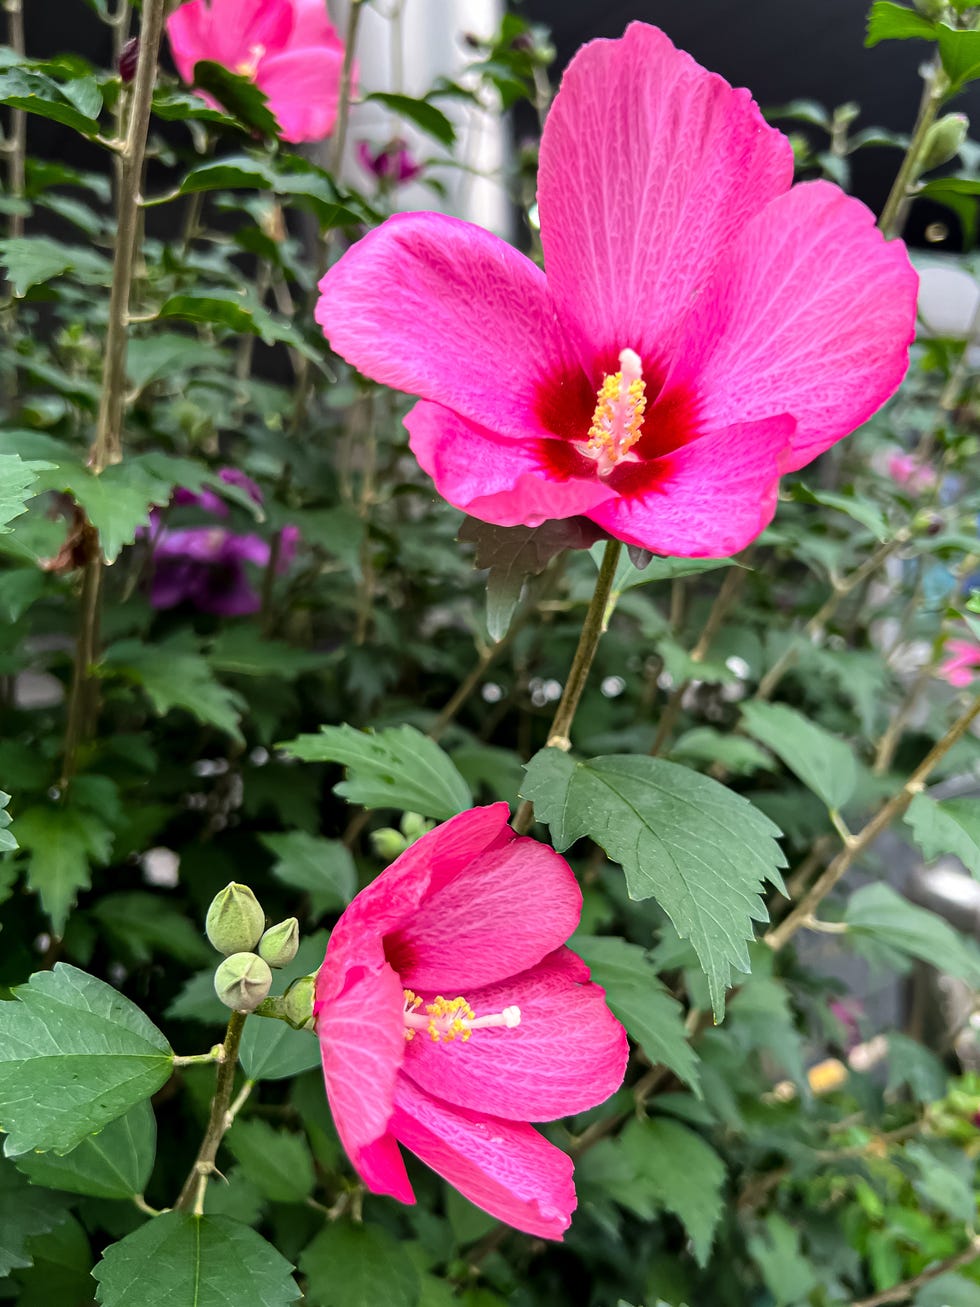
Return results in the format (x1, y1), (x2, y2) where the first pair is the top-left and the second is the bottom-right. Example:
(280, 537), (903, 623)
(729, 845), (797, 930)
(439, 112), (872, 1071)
(938, 638), (980, 688)
(316, 23), (917, 558)
(167, 0), (346, 144)
(887, 452), (937, 493)
(314, 804), (627, 1239)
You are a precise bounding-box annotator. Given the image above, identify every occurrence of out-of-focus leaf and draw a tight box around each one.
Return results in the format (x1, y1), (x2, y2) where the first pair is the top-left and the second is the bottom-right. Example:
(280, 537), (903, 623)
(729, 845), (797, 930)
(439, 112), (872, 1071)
(905, 791), (980, 878)
(740, 700), (858, 812)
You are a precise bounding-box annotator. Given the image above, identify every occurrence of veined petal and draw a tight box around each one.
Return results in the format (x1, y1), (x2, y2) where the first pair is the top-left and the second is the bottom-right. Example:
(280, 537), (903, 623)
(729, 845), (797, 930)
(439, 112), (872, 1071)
(538, 22), (793, 376)
(167, 0), (292, 80)
(257, 46), (344, 142)
(391, 1078), (576, 1240)
(316, 214), (581, 438)
(401, 948), (628, 1121)
(387, 836), (583, 992)
(587, 415), (794, 557)
(287, 0), (345, 50)
(663, 180), (918, 469)
(406, 402), (616, 528)
(351, 1132), (415, 1205)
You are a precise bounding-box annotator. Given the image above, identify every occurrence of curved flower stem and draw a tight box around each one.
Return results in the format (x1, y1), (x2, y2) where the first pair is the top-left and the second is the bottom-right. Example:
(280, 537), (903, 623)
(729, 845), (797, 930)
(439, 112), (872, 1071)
(878, 57), (947, 240)
(173, 1010), (248, 1215)
(512, 539), (622, 834)
(765, 691), (980, 951)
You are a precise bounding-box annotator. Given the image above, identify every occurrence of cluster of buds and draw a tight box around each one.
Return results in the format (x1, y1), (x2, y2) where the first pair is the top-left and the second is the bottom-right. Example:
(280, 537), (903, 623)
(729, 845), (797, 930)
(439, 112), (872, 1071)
(370, 811), (435, 863)
(206, 882), (299, 1012)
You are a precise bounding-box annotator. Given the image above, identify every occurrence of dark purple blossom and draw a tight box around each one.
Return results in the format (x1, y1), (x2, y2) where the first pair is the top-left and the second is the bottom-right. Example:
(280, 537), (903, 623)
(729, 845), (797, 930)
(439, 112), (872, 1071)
(357, 138), (423, 185)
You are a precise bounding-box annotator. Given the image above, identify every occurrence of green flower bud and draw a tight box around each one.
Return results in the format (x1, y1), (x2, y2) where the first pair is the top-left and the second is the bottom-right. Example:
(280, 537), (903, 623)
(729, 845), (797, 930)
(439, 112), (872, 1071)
(370, 826), (407, 862)
(282, 974), (317, 1030)
(205, 882), (265, 955)
(258, 917), (300, 969)
(920, 113), (969, 173)
(214, 952), (273, 1012)
(400, 811), (435, 846)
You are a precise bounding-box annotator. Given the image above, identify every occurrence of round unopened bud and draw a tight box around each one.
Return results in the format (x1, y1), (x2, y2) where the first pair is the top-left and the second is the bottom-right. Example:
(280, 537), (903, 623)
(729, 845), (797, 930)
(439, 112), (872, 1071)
(370, 827), (407, 862)
(206, 882), (265, 955)
(282, 974), (316, 1030)
(921, 113), (969, 173)
(118, 36), (139, 83)
(400, 811), (433, 843)
(257, 917), (299, 969)
(214, 952), (273, 1012)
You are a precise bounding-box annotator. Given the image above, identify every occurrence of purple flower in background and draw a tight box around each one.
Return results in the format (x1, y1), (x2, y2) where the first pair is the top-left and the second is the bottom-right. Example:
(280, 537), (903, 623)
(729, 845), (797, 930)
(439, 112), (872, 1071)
(828, 997), (863, 1053)
(357, 138), (423, 186)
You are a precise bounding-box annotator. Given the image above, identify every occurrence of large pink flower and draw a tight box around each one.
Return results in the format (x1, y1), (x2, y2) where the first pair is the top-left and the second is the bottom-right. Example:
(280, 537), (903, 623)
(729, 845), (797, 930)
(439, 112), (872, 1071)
(314, 804), (627, 1239)
(316, 23), (918, 557)
(167, 0), (345, 144)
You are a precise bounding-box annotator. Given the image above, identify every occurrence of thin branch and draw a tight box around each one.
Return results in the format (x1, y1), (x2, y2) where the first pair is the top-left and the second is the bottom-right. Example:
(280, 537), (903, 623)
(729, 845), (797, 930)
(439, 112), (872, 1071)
(331, 0), (365, 175)
(878, 58), (947, 240)
(173, 1011), (248, 1215)
(4, 0), (25, 242)
(849, 1237), (980, 1307)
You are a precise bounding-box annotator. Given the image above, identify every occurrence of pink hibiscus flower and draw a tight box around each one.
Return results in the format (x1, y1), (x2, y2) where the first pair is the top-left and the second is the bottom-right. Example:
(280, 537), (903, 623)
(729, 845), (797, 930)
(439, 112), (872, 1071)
(167, 0), (346, 144)
(314, 803), (627, 1239)
(887, 452), (937, 493)
(316, 23), (917, 558)
(938, 638), (980, 688)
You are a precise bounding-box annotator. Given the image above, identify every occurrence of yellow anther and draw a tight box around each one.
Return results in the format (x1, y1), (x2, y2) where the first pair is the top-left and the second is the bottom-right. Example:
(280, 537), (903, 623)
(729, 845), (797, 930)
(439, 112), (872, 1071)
(403, 990), (520, 1043)
(585, 347), (647, 476)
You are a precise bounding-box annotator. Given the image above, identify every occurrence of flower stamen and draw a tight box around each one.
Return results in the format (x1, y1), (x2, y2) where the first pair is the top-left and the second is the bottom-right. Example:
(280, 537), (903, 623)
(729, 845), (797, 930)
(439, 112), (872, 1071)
(235, 43), (266, 78)
(402, 989), (521, 1043)
(585, 347), (647, 476)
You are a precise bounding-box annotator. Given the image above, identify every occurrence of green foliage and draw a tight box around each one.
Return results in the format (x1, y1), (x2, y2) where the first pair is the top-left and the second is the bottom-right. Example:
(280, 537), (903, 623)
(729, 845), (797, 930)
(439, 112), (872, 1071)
(0, 1155), (71, 1276)
(259, 831), (356, 915)
(905, 791), (980, 876)
(226, 1117), (315, 1203)
(14, 1099), (156, 1199)
(740, 699), (859, 811)
(299, 1221), (421, 1307)
(103, 637), (246, 743)
(845, 883), (980, 982)
(14, 799), (114, 934)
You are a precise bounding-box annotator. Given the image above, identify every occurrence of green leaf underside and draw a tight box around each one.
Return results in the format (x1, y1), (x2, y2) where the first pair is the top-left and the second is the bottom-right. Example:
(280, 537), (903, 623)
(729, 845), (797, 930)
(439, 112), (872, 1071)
(14, 1098), (156, 1199)
(279, 722), (472, 821)
(0, 964), (173, 1156)
(299, 1220), (420, 1307)
(845, 883), (980, 984)
(904, 792), (980, 878)
(92, 1212), (300, 1307)
(521, 751), (786, 1018)
(740, 700), (858, 812)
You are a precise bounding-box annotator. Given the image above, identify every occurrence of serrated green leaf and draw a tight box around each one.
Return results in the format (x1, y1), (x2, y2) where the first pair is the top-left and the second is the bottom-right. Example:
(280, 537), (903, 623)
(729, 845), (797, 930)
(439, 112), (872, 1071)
(259, 831), (356, 915)
(299, 1220), (421, 1307)
(740, 700), (858, 812)
(206, 628), (325, 679)
(0, 67), (101, 136)
(0, 1154), (71, 1275)
(92, 1212), (300, 1307)
(937, 25), (980, 93)
(0, 964), (172, 1156)
(747, 1214), (819, 1306)
(865, 2), (937, 48)
(0, 454), (51, 531)
(225, 1117), (314, 1203)
(904, 791), (980, 877)
(14, 1098), (156, 1199)
(845, 883), (980, 983)
(670, 728), (774, 778)
(0, 234), (111, 295)
(103, 637), (245, 744)
(15, 802), (114, 934)
(280, 723), (472, 822)
(92, 892), (214, 967)
(572, 935), (700, 1093)
(190, 60), (279, 136)
(521, 750), (786, 1017)
(238, 1017), (322, 1082)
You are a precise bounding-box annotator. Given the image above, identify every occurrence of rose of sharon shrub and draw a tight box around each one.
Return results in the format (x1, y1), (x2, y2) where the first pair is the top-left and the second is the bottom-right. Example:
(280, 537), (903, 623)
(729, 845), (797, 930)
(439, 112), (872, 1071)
(317, 22), (918, 558)
(314, 804), (628, 1238)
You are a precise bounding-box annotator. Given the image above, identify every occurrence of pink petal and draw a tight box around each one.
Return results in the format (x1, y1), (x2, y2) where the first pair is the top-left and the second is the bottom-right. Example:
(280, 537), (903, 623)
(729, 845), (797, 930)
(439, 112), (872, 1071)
(256, 46), (344, 143)
(316, 959), (406, 1176)
(664, 181), (918, 469)
(538, 22), (793, 377)
(406, 401), (616, 528)
(316, 213), (581, 439)
(351, 1132), (415, 1205)
(319, 806), (512, 1005)
(587, 415), (794, 557)
(387, 837), (583, 993)
(287, 0), (345, 51)
(402, 948), (628, 1121)
(167, 0), (292, 81)
(391, 1077), (576, 1239)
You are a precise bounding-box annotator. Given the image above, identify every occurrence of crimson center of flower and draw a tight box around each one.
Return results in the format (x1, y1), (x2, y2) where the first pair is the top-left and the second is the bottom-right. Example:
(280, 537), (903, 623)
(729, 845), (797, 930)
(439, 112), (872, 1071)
(235, 42), (266, 78)
(402, 989), (521, 1043)
(584, 347), (647, 477)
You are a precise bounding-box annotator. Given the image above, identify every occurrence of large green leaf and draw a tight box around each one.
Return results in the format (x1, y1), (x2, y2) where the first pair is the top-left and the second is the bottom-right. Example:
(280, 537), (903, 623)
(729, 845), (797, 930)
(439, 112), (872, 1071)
(0, 1155), (71, 1276)
(522, 750), (786, 1017)
(865, 2), (937, 47)
(844, 883), (980, 983)
(259, 830), (356, 916)
(937, 25), (980, 94)
(365, 92), (456, 145)
(103, 637), (245, 744)
(92, 1212), (300, 1307)
(299, 1221), (420, 1307)
(0, 964), (173, 1156)
(280, 723), (472, 821)
(0, 67), (101, 136)
(572, 935), (700, 1093)
(14, 1099), (156, 1199)
(740, 700), (858, 812)
(904, 792), (980, 878)
(14, 801), (114, 935)
(225, 1118), (315, 1204)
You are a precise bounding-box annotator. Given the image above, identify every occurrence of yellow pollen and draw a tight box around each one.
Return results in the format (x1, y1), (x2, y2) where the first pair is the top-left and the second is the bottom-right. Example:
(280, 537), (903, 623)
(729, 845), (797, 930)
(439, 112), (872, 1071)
(235, 43), (266, 78)
(402, 989), (520, 1043)
(586, 347), (647, 477)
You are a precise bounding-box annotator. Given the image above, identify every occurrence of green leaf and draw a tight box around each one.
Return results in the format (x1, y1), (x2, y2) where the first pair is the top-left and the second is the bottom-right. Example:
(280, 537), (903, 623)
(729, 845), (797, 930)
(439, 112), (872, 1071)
(865, 2), (937, 48)
(937, 25), (980, 94)
(740, 700), (859, 812)
(0, 454), (51, 531)
(916, 1274), (980, 1307)
(157, 290), (316, 357)
(589, 541), (733, 593)
(92, 892), (214, 967)
(92, 1212), (300, 1307)
(366, 92), (456, 146)
(299, 1220), (421, 1307)
(103, 637), (245, 744)
(791, 483), (890, 541)
(845, 883), (980, 983)
(9, 1213), (94, 1306)
(485, 565), (525, 641)
(572, 935), (701, 1093)
(522, 750), (786, 1017)
(0, 234), (111, 295)
(238, 1017), (322, 1082)
(190, 60), (279, 136)
(885, 1032), (947, 1102)
(747, 1214), (820, 1306)
(225, 1118), (314, 1203)
(206, 628), (326, 679)
(0, 964), (173, 1156)
(0, 787), (16, 854)
(905, 1142), (976, 1223)
(14, 1098), (156, 1199)
(15, 801), (114, 934)
(0, 67), (101, 136)
(670, 728), (774, 778)
(280, 723), (472, 822)
(0, 1155), (70, 1275)
(904, 791), (980, 877)
(259, 831), (356, 915)
(918, 177), (980, 245)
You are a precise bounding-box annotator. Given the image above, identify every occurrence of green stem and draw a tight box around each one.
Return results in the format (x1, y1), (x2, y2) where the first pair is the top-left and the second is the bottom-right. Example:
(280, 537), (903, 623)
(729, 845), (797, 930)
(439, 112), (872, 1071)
(512, 539), (622, 834)
(331, 0), (365, 176)
(3, 0), (25, 243)
(173, 1010), (248, 1214)
(878, 59), (946, 240)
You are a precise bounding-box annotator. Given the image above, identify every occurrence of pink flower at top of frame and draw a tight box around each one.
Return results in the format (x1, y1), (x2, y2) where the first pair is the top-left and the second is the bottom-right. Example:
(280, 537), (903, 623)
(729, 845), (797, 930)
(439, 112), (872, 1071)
(314, 804), (628, 1239)
(938, 638), (980, 688)
(167, 0), (346, 144)
(316, 23), (918, 558)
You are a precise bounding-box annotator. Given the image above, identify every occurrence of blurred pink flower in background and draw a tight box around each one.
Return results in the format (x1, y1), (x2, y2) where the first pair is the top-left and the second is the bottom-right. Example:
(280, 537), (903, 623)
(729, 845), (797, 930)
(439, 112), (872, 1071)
(314, 804), (628, 1239)
(317, 22), (917, 558)
(357, 138), (423, 186)
(937, 637), (980, 688)
(887, 452), (937, 493)
(167, 0), (346, 143)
